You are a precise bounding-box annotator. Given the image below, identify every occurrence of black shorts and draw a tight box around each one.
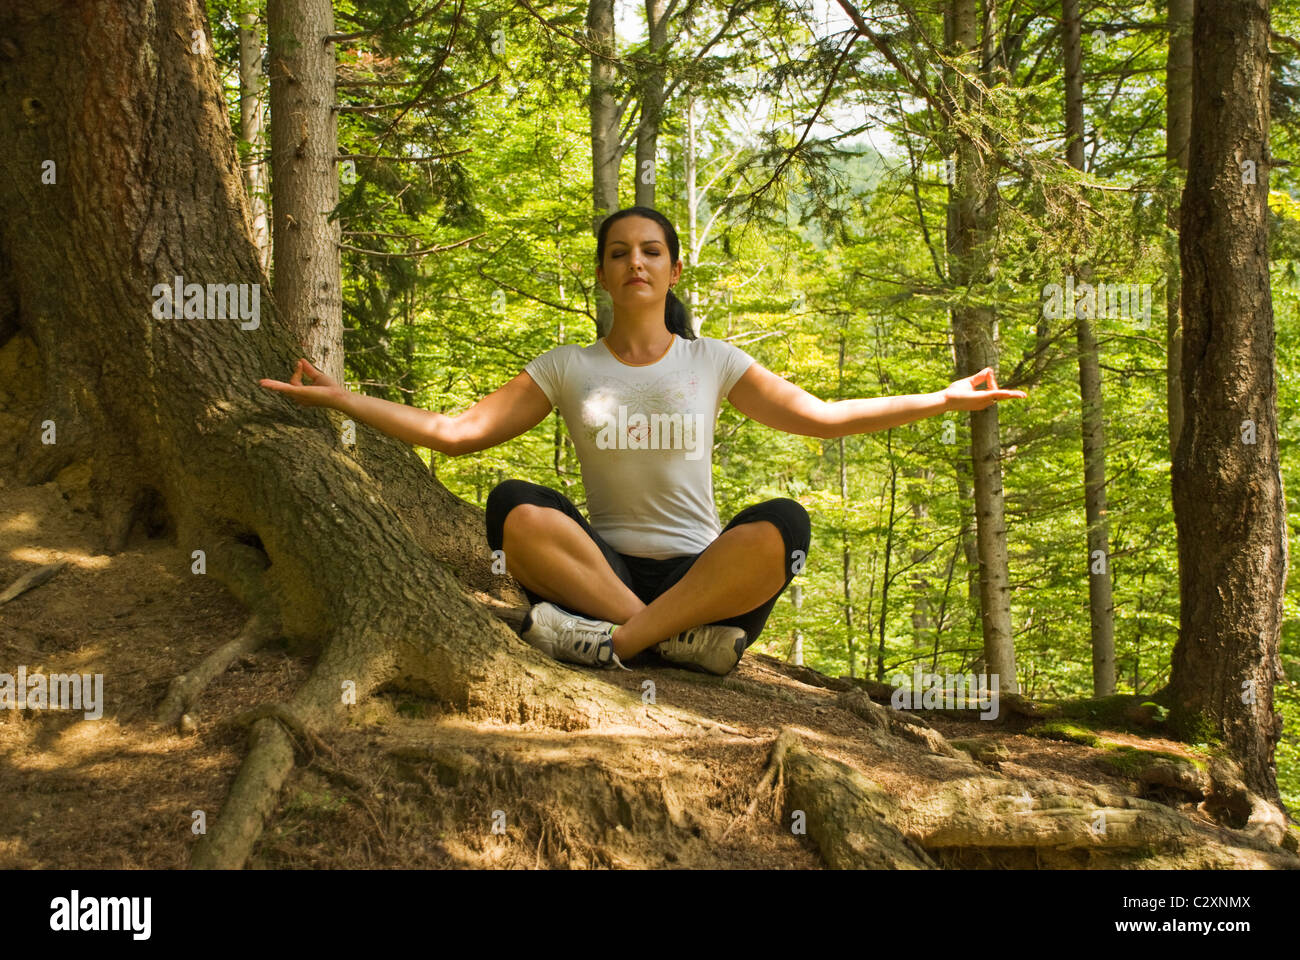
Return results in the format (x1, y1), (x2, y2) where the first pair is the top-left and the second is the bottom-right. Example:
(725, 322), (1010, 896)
(484, 478), (810, 650)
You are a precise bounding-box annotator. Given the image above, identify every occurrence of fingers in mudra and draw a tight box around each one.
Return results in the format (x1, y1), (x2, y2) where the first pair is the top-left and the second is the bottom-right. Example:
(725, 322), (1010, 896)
(948, 368), (1028, 411)
(258, 358), (337, 407)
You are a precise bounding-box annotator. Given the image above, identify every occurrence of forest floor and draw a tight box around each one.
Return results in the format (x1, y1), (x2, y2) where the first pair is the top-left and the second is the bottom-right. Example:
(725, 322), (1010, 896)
(2, 470), (1298, 869)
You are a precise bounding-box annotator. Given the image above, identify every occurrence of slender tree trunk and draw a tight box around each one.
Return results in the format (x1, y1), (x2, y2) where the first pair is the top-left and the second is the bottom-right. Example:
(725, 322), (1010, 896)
(875, 440), (896, 682)
(634, 0), (669, 208)
(909, 468), (933, 649)
(1063, 0), (1084, 172)
(268, 0), (343, 383)
(951, 329), (981, 648)
(1064, 0), (1115, 694)
(1165, 0), (1192, 459)
(554, 226), (568, 481)
(1074, 268), (1116, 694)
(838, 335), (855, 677)
(588, 0), (620, 339)
(947, 0), (1018, 692)
(685, 96), (701, 335)
(239, 9), (270, 276)
(1167, 0), (1286, 801)
(941, 9), (982, 654)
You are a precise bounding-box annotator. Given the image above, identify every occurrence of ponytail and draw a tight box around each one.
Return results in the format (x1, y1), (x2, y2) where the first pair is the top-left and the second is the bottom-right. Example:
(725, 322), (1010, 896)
(665, 287), (696, 340)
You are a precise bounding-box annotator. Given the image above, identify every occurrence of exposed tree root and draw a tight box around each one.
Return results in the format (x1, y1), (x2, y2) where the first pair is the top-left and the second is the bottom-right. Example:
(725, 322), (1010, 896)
(0, 559), (65, 605)
(899, 776), (1297, 868)
(191, 592), (743, 868)
(721, 729), (792, 841)
(191, 715), (297, 869)
(156, 612), (278, 727)
(733, 728), (937, 868)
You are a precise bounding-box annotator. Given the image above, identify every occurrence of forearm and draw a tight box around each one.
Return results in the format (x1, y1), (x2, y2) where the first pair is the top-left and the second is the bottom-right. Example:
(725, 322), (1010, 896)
(820, 391), (951, 438)
(334, 389), (454, 452)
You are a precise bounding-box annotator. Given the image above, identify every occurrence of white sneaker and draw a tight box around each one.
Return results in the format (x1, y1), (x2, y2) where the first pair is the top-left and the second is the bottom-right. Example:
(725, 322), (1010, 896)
(656, 624), (747, 675)
(520, 602), (630, 671)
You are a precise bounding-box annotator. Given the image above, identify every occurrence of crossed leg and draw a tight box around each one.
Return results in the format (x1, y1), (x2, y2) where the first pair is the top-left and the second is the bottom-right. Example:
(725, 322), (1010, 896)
(500, 504), (787, 660)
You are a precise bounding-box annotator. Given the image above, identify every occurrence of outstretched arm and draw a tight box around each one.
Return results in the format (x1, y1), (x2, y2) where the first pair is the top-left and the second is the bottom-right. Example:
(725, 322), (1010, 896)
(726, 364), (1026, 439)
(258, 358), (553, 456)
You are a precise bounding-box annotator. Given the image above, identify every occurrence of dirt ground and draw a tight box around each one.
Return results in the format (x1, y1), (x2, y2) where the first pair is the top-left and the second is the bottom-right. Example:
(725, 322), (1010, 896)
(0, 471), (1279, 869)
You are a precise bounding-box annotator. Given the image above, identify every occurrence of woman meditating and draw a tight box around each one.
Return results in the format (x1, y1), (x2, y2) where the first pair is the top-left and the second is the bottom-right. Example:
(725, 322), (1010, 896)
(260, 205), (1026, 675)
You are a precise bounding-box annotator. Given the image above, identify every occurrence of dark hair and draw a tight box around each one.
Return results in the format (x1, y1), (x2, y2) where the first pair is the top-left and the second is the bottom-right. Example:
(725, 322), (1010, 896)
(595, 205), (696, 340)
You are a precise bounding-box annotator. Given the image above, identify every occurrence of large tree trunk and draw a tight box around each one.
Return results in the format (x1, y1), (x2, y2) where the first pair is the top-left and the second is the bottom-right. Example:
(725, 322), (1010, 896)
(946, 0), (1018, 693)
(0, 0), (645, 869)
(588, 0), (621, 339)
(1063, 0), (1115, 695)
(268, 0), (344, 383)
(1167, 0), (1286, 801)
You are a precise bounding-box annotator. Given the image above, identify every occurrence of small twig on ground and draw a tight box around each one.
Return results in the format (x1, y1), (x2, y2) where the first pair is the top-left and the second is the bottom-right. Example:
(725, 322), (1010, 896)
(0, 560), (67, 605)
(156, 612), (277, 726)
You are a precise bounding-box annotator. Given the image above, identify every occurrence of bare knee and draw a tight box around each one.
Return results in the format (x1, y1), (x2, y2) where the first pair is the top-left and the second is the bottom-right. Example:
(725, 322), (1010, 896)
(736, 519), (784, 551)
(724, 521), (787, 575)
(502, 503), (556, 539)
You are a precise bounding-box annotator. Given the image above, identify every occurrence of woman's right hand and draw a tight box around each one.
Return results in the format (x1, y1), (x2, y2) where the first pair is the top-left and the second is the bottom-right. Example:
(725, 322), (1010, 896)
(259, 358), (346, 408)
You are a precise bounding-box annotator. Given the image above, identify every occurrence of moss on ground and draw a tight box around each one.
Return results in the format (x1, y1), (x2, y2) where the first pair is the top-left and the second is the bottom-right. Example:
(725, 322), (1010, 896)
(1027, 721), (1102, 747)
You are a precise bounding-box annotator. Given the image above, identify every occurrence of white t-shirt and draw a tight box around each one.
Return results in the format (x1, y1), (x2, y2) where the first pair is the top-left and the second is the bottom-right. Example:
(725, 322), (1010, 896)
(524, 334), (756, 559)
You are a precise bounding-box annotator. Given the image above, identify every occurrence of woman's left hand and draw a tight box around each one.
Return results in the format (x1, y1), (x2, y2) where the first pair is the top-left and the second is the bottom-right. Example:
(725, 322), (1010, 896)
(943, 367), (1027, 411)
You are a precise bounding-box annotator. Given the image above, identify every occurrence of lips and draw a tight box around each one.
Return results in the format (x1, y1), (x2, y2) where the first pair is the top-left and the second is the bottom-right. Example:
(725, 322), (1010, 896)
(626, 277), (648, 286)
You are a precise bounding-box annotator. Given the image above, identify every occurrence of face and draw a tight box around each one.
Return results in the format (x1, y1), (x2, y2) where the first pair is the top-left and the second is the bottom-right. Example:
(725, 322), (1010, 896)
(597, 216), (682, 307)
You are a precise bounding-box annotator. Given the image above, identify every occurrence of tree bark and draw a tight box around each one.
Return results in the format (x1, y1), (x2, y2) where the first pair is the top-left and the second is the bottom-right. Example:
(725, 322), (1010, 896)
(875, 442), (897, 681)
(588, 0), (621, 339)
(268, 0), (343, 382)
(941, 9), (983, 661)
(685, 96), (701, 336)
(1064, 0), (1115, 695)
(1167, 0), (1286, 801)
(0, 0), (641, 869)
(1165, 0), (1192, 460)
(908, 468), (934, 649)
(633, 0), (669, 209)
(1073, 267), (1116, 694)
(838, 335), (856, 677)
(239, 9), (271, 277)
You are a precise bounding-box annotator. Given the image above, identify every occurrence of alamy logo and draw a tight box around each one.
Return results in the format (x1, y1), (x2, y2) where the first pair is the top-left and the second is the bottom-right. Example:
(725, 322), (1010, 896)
(0, 666), (103, 720)
(1041, 274), (1152, 325)
(50, 890), (151, 940)
(594, 405), (708, 461)
(890, 665), (1000, 720)
(151, 275), (260, 329)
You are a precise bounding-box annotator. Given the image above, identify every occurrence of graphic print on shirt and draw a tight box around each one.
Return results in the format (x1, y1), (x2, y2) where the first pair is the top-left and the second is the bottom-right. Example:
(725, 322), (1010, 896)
(577, 369), (710, 460)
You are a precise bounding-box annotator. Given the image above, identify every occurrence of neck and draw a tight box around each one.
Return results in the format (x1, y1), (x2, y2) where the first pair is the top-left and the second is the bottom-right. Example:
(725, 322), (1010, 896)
(604, 317), (673, 362)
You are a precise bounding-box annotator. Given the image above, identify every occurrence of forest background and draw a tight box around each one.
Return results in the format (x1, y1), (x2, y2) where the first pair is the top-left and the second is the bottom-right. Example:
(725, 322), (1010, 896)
(203, 0), (1300, 808)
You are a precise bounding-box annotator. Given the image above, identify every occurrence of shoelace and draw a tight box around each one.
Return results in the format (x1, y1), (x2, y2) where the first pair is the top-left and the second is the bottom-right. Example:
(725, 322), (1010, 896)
(560, 620), (631, 671)
(662, 627), (701, 648)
